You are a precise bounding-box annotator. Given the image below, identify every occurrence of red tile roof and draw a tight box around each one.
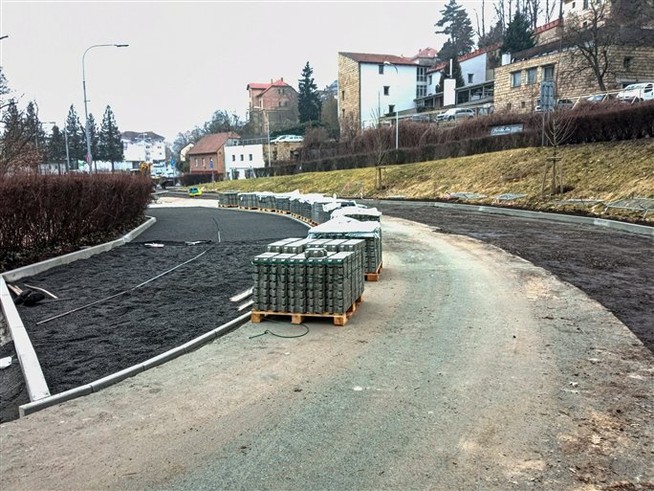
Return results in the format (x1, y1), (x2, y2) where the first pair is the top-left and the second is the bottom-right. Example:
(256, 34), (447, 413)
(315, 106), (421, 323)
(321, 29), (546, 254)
(247, 79), (292, 91)
(339, 52), (418, 66)
(187, 132), (240, 155)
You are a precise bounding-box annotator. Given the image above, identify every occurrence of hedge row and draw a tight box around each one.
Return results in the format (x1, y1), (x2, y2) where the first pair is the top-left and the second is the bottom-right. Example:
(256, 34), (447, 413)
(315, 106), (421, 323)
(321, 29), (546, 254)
(0, 174), (152, 271)
(293, 101), (653, 174)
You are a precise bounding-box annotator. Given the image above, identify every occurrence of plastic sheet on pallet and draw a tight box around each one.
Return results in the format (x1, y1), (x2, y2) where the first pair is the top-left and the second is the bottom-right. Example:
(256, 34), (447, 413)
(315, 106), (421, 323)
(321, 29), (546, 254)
(331, 205), (382, 222)
(307, 217), (382, 274)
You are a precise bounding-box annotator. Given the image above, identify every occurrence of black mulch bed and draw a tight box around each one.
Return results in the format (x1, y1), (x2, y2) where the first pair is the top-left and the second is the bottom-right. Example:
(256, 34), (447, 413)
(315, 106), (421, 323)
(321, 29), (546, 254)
(371, 201), (654, 353)
(1, 208), (308, 422)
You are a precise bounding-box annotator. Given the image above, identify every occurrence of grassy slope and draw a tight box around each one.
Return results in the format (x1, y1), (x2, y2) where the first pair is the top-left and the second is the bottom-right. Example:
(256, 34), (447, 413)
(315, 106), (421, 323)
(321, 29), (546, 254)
(202, 140), (654, 223)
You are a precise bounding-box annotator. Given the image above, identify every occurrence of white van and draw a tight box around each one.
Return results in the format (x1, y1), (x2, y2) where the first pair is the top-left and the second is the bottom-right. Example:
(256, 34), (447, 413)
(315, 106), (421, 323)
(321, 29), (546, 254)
(616, 82), (654, 102)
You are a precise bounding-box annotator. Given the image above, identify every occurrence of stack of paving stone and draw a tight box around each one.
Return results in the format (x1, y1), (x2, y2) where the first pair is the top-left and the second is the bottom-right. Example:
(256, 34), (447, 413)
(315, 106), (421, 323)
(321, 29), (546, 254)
(217, 191), (239, 207)
(257, 192), (276, 210)
(311, 199), (337, 224)
(252, 240), (365, 316)
(308, 218), (382, 275)
(274, 195), (291, 212)
(238, 192), (259, 208)
(266, 237), (303, 253)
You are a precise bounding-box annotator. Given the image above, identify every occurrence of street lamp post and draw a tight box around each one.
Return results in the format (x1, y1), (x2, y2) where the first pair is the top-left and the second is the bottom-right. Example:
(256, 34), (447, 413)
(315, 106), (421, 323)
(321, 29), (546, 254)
(82, 43), (128, 173)
(384, 61), (400, 150)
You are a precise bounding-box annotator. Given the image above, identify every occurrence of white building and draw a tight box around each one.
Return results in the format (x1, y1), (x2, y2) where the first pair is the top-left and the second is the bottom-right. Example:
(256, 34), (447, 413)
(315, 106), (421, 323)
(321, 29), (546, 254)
(224, 143), (266, 179)
(338, 49), (437, 130)
(120, 131), (167, 172)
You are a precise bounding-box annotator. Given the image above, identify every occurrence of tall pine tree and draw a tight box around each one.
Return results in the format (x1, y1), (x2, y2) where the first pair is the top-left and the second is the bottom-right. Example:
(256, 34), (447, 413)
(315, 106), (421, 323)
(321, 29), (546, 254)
(65, 105), (85, 168)
(98, 105), (124, 172)
(503, 11), (535, 53)
(47, 125), (67, 173)
(435, 0), (475, 60)
(298, 62), (321, 124)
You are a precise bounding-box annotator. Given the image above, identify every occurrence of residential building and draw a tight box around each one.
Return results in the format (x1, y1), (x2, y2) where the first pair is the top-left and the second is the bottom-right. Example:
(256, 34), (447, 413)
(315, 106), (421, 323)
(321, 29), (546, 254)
(337, 49), (437, 131)
(247, 78), (299, 135)
(224, 143), (266, 180)
(121, 131), (167, 171)
(187, 132), (240, 180)
(494, 23), (654, 112)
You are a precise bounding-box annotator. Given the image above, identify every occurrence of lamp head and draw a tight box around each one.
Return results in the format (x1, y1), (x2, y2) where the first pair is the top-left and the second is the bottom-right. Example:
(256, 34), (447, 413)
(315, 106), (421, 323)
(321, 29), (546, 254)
(115, 44), (129, 48)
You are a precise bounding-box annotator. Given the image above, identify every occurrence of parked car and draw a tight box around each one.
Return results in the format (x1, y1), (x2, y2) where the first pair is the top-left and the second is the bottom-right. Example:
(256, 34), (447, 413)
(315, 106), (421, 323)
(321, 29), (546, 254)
(188, 186), (203, 197)
(271, 135), (304, 143)
(436, 108), (475, 121)
(585, 93), (614, 103)
(535, 98), (575, 112)
(616, 82), (654, 102)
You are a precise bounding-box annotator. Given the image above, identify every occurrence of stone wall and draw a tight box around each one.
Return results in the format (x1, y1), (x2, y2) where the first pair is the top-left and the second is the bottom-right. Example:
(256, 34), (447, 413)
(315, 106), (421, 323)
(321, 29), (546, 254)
(338, 53), (361, 135)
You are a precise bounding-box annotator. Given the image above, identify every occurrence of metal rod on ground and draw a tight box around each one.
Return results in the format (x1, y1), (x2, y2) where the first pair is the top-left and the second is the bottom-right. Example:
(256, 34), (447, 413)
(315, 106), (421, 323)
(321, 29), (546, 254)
(230, 287), (253, 303)
(237, 300), (254, 311)
(37, 249), (209, 325)
(23, 284), (58, 299)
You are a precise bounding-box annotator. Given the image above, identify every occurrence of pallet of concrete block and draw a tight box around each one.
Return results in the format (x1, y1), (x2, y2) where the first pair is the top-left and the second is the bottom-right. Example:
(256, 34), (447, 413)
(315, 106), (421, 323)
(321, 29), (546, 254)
(217, 191), (240, 207)
(307, 217), (383, 281)
(238, 192), (259, 209)
(331, 205), (382, 222)
(313, 198), (358, 224)
(256, 192), (276, 211)
(250, 247), (364, 326)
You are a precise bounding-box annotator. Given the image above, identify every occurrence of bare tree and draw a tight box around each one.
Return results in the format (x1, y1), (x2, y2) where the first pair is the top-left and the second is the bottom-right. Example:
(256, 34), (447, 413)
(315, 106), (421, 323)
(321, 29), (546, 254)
(541, 109), (576, 195)
(560, 1), (615, 92)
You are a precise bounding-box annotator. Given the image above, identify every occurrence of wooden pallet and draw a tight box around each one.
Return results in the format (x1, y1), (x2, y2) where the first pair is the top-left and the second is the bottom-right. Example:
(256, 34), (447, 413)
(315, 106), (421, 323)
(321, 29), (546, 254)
(365, 263), (383, 282)
(218, 204), (238, 208)
(251, 296), (363, 327)
(239, 206), (259, 210)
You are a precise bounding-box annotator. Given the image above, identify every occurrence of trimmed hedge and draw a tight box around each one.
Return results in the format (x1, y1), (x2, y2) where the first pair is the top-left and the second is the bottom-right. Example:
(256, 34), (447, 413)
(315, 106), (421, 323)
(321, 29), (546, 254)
(0, 173), (152, 271)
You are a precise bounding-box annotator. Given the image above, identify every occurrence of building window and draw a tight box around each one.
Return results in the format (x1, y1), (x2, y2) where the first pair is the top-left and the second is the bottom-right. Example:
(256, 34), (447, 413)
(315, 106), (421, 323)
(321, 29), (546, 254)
(202, 158), (205, 168)
(506, 102), (512, 110)
(383, 86), (390, 96)
(249, 154), (253, 161)
(511, 71), (522, 87)
(624, 57), (633, 71)
(572, 1), (576, 8)
(389, 104), (395, 115)
(232, 155), (235, 162)
(527, 67), (537, 85)
(583, 0), (588, 8)
(416, 85), (427, 98)
(521, 101), (526, 108)
(195, 158), (198, 167)
(240, 155), (244, 161)
(341, 90), (345, 100)
(428, 75), (432, 85)
(379, 64), (384, 74)
(417, 66), (427, 82)
(542, 65), (555, 81)
(467, 73), (474, 84)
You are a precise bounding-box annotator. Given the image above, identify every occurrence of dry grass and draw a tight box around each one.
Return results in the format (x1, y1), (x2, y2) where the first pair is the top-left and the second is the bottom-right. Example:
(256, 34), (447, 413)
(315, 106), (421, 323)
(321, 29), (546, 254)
(201, 140), (654, 223)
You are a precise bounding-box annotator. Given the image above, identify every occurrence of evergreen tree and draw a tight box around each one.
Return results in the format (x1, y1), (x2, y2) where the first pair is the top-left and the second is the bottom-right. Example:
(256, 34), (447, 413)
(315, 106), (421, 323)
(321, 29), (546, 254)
(478, 20), (504, 49)
(435, 0), (475, 59)
(98, 106), (124, 172)
(47, 125), (67, 172)
(298, 62), (321, 123)
(502, 11), (535, 53)
(25, 101), (45, 162)
(84, 113), (99, 167)
(65, 105), (85, 167)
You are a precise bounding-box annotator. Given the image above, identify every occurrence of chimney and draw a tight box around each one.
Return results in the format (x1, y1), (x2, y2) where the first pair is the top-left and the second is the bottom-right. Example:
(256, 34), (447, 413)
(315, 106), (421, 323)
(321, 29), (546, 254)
(281, 77), (284, 82)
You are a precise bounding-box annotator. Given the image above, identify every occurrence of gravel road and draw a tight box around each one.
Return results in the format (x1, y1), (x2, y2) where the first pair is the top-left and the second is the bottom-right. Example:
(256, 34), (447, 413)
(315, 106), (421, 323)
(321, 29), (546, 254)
(1, 204), (652, 491)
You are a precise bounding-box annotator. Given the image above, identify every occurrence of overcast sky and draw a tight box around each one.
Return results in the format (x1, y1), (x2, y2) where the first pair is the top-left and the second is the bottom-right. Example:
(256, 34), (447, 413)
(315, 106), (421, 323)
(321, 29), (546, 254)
(1, 0), (494, 142)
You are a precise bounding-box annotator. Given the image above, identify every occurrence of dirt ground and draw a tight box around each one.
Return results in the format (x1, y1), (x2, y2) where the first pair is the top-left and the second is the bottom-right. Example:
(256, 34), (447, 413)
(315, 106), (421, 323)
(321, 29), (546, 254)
(370, 200), (654, 352)
(0, 207), (309, 422)
(0, 210), (652, 491)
